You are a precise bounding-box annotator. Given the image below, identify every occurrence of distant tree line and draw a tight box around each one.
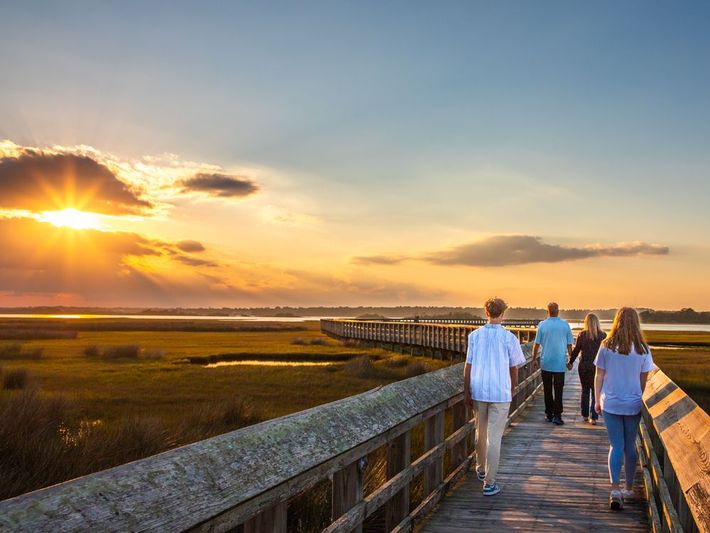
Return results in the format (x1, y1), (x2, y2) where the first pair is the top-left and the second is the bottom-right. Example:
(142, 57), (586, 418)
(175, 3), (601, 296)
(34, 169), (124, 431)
(639, 308), (710, 324)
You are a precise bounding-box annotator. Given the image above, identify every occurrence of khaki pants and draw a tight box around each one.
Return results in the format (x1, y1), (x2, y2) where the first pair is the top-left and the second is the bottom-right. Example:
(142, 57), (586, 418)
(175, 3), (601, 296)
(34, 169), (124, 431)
(474, 400), (511, 485)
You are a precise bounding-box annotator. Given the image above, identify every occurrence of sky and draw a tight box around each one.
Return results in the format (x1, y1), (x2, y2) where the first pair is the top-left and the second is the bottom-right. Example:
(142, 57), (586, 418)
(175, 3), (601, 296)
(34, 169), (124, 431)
(0, 1), (708, 309)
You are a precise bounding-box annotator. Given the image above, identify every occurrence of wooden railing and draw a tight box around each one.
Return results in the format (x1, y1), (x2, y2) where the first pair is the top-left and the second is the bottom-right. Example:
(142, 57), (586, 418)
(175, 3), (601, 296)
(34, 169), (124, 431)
(321, 318), (537, 358)
(326, 319), (710, 533)
(638, 369), (710, 533)
(0, 323), (540, 533)
(352, 317), (541, 327)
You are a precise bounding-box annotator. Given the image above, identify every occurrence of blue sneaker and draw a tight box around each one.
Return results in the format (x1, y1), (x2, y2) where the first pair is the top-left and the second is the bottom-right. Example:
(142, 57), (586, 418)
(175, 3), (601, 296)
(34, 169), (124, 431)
(476, 469), (485, 481)
(483, 483), (501, 496)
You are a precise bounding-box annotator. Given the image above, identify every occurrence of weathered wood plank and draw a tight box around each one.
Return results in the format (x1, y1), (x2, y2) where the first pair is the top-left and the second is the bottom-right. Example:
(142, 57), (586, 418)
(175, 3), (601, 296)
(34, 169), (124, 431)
(424, 411), (445, 495)
(419, 370), (651, 532)
(332, 460), (363, 533)
(243, 501), (286, 533)
(385, 431), (411, 530)
(643, 369), (710, 533)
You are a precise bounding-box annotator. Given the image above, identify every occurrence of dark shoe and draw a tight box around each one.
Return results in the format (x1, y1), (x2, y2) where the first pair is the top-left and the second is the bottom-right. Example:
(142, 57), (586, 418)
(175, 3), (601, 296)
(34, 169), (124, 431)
(545, 416), (553, 423)
(552, 417), (564, 425)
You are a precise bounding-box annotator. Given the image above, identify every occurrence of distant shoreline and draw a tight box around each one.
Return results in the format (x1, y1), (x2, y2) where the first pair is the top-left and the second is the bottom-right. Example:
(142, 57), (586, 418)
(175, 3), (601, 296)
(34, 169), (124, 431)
(0, 306), (708, 324)
(1, 313), (710, 332)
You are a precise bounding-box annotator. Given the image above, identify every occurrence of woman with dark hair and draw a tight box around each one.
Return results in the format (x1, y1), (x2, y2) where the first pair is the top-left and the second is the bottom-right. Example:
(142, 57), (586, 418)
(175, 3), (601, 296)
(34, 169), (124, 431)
(569, 313), (605, 424)
(594, 307), (654, 511)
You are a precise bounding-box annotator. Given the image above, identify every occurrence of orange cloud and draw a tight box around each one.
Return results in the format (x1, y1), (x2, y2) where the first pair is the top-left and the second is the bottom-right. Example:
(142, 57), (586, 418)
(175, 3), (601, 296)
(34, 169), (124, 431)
(0, 150), (151, 215)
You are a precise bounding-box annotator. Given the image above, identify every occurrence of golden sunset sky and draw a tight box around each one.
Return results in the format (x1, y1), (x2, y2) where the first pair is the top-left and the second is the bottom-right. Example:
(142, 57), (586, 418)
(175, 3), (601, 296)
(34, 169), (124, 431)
(0, 3), (708, 309)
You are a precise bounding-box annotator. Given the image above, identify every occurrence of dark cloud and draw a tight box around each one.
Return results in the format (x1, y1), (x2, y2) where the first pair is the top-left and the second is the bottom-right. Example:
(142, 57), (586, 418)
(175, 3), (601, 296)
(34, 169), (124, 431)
(0, 151), (151, 214)
(352, 255), (408, 265)
(176, 240), (206, 253)
(425, 235), (669, 267)
(181, 173), (259, 198)
(173, 255), (218, 267)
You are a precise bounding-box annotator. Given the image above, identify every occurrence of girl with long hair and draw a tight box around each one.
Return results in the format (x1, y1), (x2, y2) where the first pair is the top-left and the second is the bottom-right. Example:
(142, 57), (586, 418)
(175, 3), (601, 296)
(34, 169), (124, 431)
(569, 313), (605, 424)
(594, 307), (654, 511)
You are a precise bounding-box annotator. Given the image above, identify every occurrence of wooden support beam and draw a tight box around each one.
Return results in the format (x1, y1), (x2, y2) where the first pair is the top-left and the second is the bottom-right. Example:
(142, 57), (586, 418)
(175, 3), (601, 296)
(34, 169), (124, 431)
(424, 411), (445, 496)
(243, 501), (287, 533)
(385, 431), (411, 531)
(451, 401), (467, 469)
(332, 459), (364, 533)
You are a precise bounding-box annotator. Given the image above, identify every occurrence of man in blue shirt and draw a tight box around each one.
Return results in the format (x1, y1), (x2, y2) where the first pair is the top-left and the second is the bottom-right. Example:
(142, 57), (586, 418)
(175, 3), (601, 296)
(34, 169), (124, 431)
(533, 302), (574, 425)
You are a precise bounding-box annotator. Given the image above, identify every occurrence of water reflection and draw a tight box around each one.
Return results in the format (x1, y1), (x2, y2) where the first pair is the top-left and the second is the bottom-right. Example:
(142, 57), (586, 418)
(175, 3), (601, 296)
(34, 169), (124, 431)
(205, 360), (339, 368)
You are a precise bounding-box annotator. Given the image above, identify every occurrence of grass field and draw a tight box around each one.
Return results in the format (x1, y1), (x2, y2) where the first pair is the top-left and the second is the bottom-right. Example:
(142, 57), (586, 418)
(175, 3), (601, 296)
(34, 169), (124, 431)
(0, 318), (708, 511)
(0, 319), (449, 503)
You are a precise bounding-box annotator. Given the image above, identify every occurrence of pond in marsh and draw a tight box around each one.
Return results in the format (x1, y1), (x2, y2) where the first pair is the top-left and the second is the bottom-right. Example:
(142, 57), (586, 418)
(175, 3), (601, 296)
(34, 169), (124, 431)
(205, 360), (340, 368)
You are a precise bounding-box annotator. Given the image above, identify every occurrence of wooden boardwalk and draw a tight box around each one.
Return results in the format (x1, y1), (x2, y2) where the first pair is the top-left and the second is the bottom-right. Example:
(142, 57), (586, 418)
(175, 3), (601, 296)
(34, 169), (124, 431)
(419, 369), (649, 532)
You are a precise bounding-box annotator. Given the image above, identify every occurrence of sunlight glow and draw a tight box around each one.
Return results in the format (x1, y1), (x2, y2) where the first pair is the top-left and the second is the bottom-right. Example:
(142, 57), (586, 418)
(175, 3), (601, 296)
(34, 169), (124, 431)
(41, 209), (101, 230)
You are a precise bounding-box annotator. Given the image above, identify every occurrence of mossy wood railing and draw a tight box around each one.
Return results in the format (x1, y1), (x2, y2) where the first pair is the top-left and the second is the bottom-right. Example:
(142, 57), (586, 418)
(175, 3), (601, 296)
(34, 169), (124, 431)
(0, 324), (540, 533)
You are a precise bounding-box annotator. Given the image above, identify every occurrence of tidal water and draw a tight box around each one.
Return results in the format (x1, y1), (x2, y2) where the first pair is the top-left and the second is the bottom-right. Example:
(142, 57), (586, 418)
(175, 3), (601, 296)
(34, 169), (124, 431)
(0, 314), (708, 332)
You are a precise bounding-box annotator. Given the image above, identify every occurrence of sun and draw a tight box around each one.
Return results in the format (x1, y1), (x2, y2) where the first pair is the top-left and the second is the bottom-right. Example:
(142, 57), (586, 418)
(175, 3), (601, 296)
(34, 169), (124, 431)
(41, 208), (101, 230)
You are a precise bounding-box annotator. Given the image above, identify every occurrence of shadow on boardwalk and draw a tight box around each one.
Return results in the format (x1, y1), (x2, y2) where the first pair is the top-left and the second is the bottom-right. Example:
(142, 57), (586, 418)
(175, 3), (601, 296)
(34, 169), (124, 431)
(419, 370), (648, 532)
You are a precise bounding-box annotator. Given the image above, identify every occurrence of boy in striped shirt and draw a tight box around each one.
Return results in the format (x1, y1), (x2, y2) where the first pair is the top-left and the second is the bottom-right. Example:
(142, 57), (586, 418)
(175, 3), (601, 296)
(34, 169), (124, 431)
(464, 297), (527, 496)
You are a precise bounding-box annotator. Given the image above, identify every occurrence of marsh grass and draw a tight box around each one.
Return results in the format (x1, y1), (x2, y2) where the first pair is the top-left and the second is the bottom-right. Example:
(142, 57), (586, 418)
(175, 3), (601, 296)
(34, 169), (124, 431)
(102, 345), (140, 360)
(651, 346), (710, 413)
(0, 343), (43, 360)
(0, 389), (265, 501)
(0, 317), (307, 334)
(403, 361), (431, 378)
(344, 356), (385, 379)
(384, 355), (409, 368)
(3, 368), (29, 389)
(0, 320), (449, 504)
(83, 345), (164, 361)
(0, 330), (78, 340)
(292, 337), (330, 346)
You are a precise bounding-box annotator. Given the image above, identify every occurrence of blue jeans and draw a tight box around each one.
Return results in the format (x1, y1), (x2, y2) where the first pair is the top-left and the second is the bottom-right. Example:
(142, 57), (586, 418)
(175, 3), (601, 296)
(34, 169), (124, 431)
(603, 411), (641, 485)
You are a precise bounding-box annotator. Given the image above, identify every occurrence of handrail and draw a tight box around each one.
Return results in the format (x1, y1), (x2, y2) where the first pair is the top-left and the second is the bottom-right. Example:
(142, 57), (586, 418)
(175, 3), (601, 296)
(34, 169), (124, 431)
(0, 357), (540, 532)
(351, 317), (541, 327)
(327, 318), (710, 533)
(321, 318), (538, 358)
(640, 368), (710, 533)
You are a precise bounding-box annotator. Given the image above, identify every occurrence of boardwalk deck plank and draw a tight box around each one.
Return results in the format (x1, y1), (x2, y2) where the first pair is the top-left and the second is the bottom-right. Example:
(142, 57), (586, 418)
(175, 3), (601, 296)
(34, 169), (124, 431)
(419, 370), (649, 532)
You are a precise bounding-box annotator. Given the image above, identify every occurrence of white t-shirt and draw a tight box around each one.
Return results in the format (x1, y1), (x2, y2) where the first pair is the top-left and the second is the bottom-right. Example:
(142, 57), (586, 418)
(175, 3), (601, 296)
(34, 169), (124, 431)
(466, 324), (527, 403)
(594, 346), (654, 415)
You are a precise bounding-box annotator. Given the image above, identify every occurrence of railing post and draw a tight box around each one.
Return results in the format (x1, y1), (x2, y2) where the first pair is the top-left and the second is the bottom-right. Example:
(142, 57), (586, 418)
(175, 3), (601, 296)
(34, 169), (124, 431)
(385, 431), (411, 530)
(451, 401), (467, 468)
(424, 411), (445, 495)
(332, 459), (364, 533)
(244, 502), (287, 533)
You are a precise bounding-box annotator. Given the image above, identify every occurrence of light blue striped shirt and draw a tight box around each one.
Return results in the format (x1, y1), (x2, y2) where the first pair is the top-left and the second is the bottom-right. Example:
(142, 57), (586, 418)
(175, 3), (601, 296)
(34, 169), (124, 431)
(466, 324), (527, 403)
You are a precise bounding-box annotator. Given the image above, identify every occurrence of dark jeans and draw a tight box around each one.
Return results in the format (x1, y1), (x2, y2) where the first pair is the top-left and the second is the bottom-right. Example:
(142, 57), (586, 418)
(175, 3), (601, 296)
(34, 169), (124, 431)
(542, 370), (565, 419)
(579, 366), (598, 420)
